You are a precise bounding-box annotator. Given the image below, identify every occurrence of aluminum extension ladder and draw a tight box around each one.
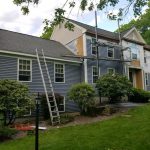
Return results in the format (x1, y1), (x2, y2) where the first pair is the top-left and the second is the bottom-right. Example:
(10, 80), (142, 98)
(36, 49), (60, 125)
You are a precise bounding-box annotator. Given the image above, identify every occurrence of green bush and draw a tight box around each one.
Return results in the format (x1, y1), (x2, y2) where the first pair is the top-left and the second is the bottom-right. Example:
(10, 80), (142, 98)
(60, 114), (74, 124)
(0, 79), (34, 126)
(96, 73), (132, 103)
(129, 88), (150, 103)
(67, 83), (95, 115)
(102, 105), (119, 115)
(0, 127), (17, 142)
(85, 106), (105, 116)
(40, 93), (64, 119)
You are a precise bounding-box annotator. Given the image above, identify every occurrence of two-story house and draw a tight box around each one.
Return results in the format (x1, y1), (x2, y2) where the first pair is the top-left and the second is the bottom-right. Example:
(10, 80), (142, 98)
(0, 19), (150, 114)
(51, 19), (150, 91)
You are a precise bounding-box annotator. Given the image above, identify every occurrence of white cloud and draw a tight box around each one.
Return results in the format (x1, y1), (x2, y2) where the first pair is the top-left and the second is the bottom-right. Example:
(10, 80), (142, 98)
(0, 0), (136, 36)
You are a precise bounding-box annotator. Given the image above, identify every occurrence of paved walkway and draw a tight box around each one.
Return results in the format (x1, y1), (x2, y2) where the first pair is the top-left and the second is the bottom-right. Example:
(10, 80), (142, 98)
(109, 102), (144, 108)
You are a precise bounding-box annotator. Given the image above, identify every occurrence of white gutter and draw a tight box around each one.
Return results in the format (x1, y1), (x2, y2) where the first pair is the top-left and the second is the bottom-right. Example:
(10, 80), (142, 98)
(0, 50), (82, 64)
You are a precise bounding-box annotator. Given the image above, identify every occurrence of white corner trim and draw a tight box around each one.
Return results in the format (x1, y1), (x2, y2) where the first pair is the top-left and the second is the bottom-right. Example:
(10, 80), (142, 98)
(0, 50), (82, 64)
(83, 33), (88, 83)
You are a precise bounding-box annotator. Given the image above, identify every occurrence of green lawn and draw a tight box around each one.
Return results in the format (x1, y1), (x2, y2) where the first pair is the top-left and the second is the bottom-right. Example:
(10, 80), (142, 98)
(1, 104), (150, 150)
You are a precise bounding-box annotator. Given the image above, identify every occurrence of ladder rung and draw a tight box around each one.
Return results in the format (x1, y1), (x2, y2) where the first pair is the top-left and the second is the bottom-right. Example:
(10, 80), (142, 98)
(51, 106), (56, 108)
(36, 49), (60, 126)
(52, 116), (60, 118)
(52, 110), (59, 113)
(49, 100), (54, 103)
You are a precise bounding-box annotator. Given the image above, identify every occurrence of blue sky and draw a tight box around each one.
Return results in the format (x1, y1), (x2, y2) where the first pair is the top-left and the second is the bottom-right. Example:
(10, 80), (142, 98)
(0, 0), (141, 36)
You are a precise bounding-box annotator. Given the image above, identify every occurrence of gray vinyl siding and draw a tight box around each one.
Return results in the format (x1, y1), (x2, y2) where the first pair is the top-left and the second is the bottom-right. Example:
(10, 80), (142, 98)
(86, 37), (123, 84)
(0, 54), (81, 112)
(0, 55), (17, 80)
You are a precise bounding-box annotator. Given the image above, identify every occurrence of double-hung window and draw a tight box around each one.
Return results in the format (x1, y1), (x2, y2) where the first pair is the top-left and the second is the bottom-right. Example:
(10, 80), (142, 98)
(58, 96), (65, 112)
(92, 66), (98, 83)
(91, 38), (97, 55)
(130, 43), (139, 60)
(107, 47), (114, 58)
(18, 59), (32, 81)
(54, 63), (65, 83)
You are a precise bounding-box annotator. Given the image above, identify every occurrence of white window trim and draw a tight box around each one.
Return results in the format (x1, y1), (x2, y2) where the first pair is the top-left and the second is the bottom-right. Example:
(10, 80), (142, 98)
(92, 66), (100, 84)
(23, 108), (32, 116)
(107, 68), (115, 74)
(54, 62), (65, 83)
(91, 37), (97, 56)
(17, 58), (32, 82)
(58, 96), (65, 112)
(107, 47), (114, 58)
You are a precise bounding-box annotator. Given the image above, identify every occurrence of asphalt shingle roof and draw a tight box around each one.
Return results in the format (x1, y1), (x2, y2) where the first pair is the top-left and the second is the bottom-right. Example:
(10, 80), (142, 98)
(0, 29), (80, 62)
(69, 19), (119, 40)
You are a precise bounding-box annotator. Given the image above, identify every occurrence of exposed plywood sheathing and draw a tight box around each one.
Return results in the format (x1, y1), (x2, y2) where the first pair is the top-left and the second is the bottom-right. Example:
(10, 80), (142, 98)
(76, 36), (84, 56)
(135, 69), (143, 89)
(131, 60), (141, 67)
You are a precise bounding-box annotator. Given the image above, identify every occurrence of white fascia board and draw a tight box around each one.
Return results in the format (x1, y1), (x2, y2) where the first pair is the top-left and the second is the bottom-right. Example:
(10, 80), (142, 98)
(0, 50), (82, 64)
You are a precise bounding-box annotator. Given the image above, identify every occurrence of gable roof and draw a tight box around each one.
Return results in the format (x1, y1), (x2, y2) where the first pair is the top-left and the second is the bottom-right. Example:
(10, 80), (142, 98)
(122, 27), (146, 44)
(0, 29), (81, 63)
(68, 19), (119, 41)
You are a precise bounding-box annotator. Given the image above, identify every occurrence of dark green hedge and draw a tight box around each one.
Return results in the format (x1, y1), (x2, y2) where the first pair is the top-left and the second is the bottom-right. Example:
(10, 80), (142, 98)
(129, 88), (150, 103)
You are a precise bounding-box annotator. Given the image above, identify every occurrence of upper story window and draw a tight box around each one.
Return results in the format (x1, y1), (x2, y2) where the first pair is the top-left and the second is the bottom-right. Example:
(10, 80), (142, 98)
(54, 63), (65, 83)
(145, 73), (149, 86)
(92, 66), (99, 83)
(130, 43), (139, 60)
(144, 51), (147, 63)
(18, 59), (32, 82)
(144, 56), (147, 63)
(91, 38), (97, 55)
(107, 47), (114, 58)
(107, 68), (115, 74)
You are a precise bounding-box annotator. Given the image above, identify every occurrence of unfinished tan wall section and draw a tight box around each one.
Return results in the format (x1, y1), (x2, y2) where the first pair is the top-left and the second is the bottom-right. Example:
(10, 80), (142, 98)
(51, 22), (86, 45)
(76, 36), (84, 56)
(135, 69), (143, 89)
(131, 60), (141, 67)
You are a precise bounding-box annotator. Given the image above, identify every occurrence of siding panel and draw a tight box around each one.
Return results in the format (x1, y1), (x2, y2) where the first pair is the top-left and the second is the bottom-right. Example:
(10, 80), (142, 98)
(86, 37), (123, 84)
(0, 55), (81, 112)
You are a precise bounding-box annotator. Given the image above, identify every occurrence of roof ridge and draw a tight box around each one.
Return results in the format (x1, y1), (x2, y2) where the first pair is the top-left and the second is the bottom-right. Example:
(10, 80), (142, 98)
(0, 28), (53, 42)
(68, 18), (118, 35)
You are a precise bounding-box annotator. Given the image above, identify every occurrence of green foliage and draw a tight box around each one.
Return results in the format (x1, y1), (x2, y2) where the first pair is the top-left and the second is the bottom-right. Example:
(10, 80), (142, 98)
(60, 114), (74, 124)
(129, 88), (150, 103)
(13, 0), (148, 32)
(117, 2), (150, 44)
(96, 73), (132, 103)
(40, 19), (54, 40)
(40, 93), (64, 119)
(0, 79), (34, 126)
(1, 105), (150, 149)
(0, 127), (17, 142)
(67, 83), (95, 114)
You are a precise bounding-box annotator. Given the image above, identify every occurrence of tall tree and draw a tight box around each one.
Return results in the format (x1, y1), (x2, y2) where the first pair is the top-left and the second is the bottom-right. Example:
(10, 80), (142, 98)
(13, 0), (148, 30)
(117, 2), (150, 44)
